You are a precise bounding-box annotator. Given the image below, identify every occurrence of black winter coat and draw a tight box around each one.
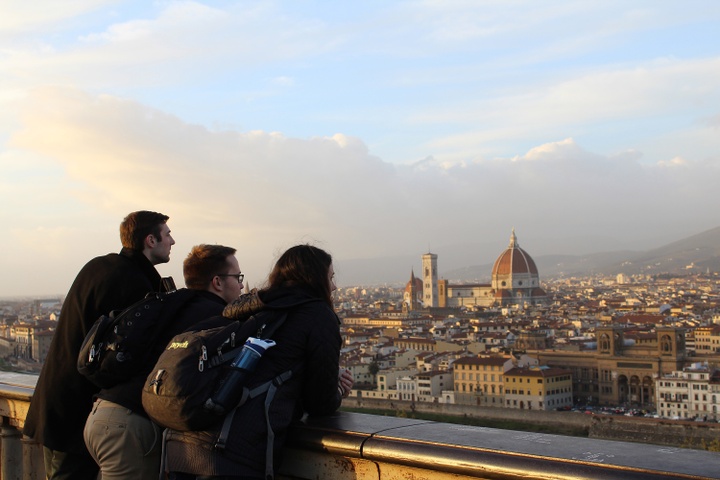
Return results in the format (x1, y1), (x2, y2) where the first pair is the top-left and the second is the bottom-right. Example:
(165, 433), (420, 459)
(24, 248), (164, 453)
(165, 286), (343, 478)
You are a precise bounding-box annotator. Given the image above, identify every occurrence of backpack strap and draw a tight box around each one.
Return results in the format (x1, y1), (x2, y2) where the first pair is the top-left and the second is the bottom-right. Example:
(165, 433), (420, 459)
(263, 369), (294, 480)
(159, 427), (170, 480)
(206, 311), (289, 370)
(213, 368), (296, 480)
(212, 309), (293, 479)
(256, 310), (288, 339)
(154, 288), (200, 331)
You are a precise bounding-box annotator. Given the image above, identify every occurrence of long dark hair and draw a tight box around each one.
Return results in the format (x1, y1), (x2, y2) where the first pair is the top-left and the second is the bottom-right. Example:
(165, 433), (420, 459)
(266, 244), (333, 306)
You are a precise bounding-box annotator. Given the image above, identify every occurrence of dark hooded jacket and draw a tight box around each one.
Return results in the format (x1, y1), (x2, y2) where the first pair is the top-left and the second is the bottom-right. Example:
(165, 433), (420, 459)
(24, 248), (165, 453)
(164, 285), (343, 478)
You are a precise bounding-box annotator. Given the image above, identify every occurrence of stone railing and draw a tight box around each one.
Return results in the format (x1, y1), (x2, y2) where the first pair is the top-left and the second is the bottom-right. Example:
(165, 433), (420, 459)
(1, 373), (718, 480)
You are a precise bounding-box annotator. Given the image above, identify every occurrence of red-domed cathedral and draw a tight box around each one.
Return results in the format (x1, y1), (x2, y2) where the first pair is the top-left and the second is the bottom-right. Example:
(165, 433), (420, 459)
(405, 229), (547, 310)
(490, 229), (546, 305)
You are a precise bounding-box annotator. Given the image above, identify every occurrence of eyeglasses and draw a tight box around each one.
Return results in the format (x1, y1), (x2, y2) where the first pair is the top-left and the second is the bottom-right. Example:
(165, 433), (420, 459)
(217, 273), (244, 284)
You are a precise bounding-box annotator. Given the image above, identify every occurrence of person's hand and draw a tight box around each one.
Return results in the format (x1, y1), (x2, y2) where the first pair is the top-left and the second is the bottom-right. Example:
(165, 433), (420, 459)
(338, 368), (354, 398)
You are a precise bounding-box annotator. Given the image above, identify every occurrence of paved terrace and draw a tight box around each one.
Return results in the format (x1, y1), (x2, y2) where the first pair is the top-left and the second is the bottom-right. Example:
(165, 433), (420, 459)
(0, 372), (718, 480)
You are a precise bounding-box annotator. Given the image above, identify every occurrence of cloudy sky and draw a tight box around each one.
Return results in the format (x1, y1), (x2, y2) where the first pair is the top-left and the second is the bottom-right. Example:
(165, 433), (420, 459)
(2, 1), (719, 296)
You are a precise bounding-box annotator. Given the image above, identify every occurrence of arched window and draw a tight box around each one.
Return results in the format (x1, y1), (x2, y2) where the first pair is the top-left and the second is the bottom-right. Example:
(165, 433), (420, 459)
(660, 335), (673, 354)
(599, 334), (610, 352)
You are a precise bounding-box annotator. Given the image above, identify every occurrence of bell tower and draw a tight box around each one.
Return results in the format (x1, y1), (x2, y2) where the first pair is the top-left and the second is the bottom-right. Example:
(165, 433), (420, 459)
(422, 252), (438, 308)
(596, 326), (625, 356)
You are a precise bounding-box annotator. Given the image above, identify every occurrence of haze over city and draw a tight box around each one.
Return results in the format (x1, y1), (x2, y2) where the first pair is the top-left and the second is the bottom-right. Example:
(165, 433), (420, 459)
(1, 1), (719, 297)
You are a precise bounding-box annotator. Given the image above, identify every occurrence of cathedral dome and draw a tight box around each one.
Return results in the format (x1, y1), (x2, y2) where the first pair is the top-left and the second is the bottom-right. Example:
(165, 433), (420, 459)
(492, 229), (538, 277)
(405, 273), (423, 294)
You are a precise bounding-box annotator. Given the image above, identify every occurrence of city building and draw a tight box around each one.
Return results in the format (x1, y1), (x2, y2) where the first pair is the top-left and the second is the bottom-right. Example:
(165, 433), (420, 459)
(434, 230), (548, 309)
(453, 356), (513, 407)
(656, 363), (720, 420)
(403, 269), (423, 312)
(422, 253), (439, 308)
(535, 326), (688, 406)
(503, 366), (573, 411)
(694, 325), (720, 354)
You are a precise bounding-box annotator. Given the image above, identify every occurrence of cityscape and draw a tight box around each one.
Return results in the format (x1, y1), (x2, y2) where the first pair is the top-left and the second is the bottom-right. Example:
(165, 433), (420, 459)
(3, 229), (719, 429)
(2, 3), (720, 477)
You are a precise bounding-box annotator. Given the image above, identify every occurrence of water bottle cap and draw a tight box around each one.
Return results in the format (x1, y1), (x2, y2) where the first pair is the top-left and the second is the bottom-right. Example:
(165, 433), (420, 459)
(244, 337), (277, 354)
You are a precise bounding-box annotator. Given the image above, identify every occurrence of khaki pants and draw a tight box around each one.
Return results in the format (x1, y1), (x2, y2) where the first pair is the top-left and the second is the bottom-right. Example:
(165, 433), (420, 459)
(84, 399), (162, 480)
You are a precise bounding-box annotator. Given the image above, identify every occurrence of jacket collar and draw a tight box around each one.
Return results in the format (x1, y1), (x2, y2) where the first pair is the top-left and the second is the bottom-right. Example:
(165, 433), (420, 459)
(119, 247), (163, 291)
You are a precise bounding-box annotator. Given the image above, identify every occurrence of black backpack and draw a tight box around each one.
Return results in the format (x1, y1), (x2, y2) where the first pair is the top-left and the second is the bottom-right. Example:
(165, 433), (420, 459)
(77, 288), (198, 388)
(142, 310), (288, 432)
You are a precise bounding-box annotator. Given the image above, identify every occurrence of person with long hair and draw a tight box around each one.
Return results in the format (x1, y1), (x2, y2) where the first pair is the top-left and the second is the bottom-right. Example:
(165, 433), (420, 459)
(165, 244), (353, 480)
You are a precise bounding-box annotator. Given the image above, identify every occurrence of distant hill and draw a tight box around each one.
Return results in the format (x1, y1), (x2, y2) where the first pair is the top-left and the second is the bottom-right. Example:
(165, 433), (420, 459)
(601, 225), (720, 275)
(337, 226), (720, 286)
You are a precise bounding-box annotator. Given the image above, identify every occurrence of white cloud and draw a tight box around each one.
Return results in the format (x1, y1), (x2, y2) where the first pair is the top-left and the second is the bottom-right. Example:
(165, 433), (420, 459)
(0, 2), (335, 94)
(1, 2), (720, 295)
(0, 0), (116, 33)
(418, 55), (720, 162)
(704, 114), (720, 129)
(657, 156), (688, 168)
(2, 87), (719, 295)
(272, 76), (295, 87)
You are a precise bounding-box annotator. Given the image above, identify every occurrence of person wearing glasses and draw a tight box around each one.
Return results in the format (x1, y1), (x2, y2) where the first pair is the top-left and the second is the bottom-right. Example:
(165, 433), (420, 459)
(83, 244), (245, 480)
(24, 211), (175, 480)
(164, 244), (353, 480)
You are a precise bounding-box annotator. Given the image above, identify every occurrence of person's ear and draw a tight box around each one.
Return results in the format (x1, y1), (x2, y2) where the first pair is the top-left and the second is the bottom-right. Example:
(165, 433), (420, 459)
(210, 275), (222, 292)
(145, 234), (157, 249)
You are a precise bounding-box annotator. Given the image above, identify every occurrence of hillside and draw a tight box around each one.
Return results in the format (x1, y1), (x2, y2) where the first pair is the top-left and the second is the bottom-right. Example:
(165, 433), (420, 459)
(443, 226), (720, 281)
(338, 226), (720, 285)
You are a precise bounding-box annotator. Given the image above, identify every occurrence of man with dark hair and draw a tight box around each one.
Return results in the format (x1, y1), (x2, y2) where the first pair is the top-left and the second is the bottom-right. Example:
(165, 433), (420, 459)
(24, 211), (175, 480)
(120, 210), (174, 264)
(83, 244), (244, 480)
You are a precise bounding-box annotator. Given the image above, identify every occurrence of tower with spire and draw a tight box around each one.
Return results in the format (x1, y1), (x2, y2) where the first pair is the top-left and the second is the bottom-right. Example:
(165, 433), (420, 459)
(403, 268), (423, 312)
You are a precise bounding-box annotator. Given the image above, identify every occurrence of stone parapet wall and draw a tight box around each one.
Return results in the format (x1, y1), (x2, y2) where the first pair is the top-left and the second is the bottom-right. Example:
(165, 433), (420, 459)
(3, 375), (719, 480)
(343, 397), (720, 450)
(344, 396), (592, 428)
(589, 415), (720, 449)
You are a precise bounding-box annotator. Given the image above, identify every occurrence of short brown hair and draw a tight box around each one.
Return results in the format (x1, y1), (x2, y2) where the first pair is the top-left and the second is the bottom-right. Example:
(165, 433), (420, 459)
(183, 244), (238, 289)
(120, 211), (170, 250)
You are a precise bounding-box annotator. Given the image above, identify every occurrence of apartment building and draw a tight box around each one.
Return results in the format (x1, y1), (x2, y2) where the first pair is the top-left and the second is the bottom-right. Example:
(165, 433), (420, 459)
(503, 366), (573, 411)
(396, 371), (452, 402)
(694, 326), (720, 354)
(656, 363), (720, 420)
(453, 356), (513, 407)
